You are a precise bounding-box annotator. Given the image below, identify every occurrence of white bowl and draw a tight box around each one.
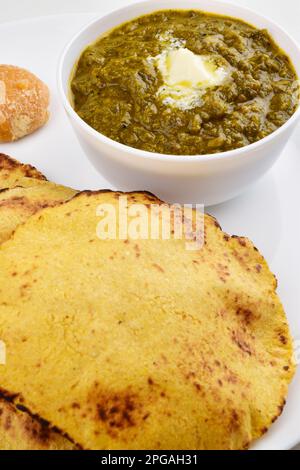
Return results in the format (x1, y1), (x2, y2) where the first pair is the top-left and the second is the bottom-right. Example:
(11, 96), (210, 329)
(58, 0), (300, 206)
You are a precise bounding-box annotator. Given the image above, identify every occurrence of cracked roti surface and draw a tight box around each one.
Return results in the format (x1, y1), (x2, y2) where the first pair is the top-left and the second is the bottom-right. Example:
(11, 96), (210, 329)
(0, 153), (46, 190)
(0, 191), (295, 450)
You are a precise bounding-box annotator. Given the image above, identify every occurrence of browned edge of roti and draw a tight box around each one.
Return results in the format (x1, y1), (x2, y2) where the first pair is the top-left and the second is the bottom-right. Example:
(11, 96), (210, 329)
(0, 388), (81, 450)
(0, 153), (47, 182)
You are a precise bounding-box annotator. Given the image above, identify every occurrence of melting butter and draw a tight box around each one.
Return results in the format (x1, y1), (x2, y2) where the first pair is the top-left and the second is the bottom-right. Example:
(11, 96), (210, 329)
(153, 47), (230, 110)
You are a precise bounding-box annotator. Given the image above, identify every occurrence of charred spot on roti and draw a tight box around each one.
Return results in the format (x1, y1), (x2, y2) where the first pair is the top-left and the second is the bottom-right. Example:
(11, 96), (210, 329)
(231, 330), (253, 356)
(236, 307), (256, 326)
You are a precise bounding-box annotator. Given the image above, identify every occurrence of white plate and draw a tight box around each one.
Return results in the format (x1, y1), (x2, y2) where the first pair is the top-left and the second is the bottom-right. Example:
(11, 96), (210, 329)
(0, 13), (299, 451)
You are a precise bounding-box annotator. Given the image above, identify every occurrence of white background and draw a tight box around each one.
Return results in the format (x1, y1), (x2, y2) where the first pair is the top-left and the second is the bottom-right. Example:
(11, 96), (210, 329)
(0, 0), (299, 44)
(0, 0), (299, 450)
(0, 0), (299, 43)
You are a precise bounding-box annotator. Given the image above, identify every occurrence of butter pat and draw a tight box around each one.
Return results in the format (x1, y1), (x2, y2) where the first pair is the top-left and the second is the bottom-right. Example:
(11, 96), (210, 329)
(164, 48), (227, 88)
(153, 47), (230, 110)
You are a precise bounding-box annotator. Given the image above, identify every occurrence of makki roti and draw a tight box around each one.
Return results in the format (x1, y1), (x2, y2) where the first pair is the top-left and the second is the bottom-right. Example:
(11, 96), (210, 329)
(0, 153), (46, 190)
(0, 155), (77, 450)
(0, 154), (76, 245)
(0, 190), (294, 450)
(0, 183), (77, 244)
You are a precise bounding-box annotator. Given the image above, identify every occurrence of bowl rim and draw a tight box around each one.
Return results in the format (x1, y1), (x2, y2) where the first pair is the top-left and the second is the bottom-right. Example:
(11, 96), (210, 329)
(58, 0), (300, 163)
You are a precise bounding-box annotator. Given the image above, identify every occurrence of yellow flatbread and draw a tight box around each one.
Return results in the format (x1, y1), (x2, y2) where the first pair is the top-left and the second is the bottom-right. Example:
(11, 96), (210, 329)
(0, 191), (294, 450)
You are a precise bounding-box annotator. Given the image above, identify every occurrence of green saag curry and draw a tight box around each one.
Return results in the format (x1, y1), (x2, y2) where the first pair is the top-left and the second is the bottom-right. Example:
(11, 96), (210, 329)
(71, 10), (299, 155)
